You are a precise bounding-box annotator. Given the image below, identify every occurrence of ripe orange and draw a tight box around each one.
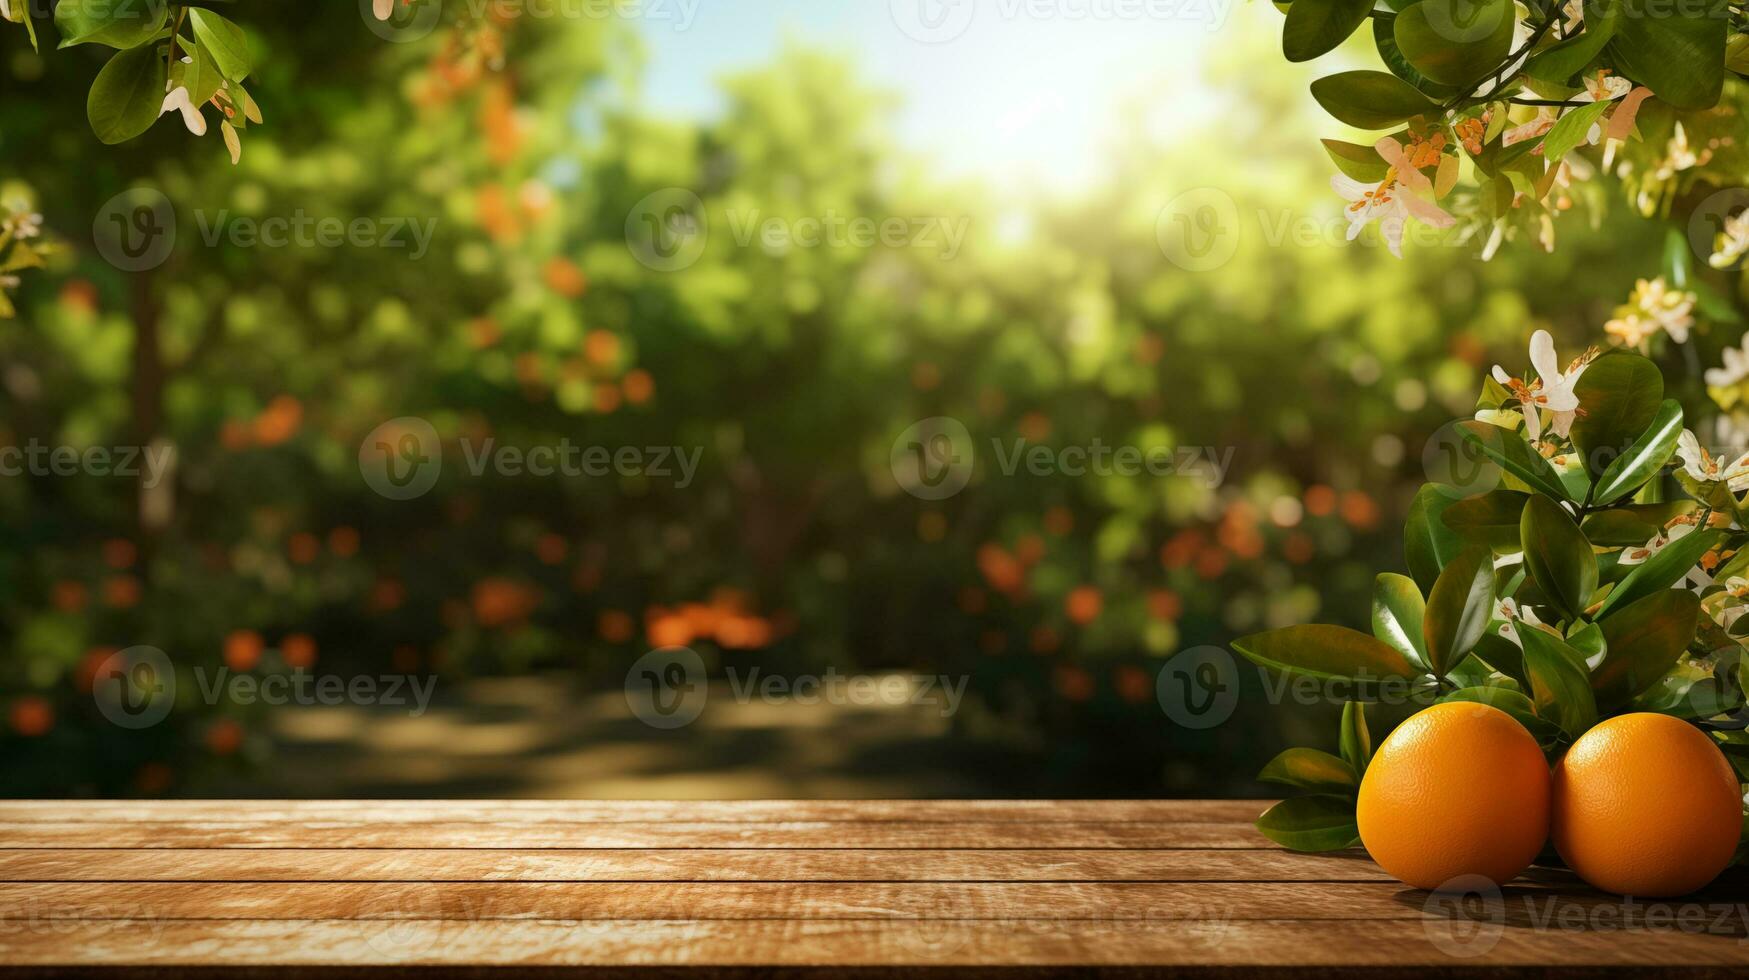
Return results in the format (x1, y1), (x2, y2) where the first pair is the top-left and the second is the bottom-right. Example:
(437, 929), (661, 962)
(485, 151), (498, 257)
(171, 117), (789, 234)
(1357, 702), (1550, 890)
(1552, 712), (1742, 897)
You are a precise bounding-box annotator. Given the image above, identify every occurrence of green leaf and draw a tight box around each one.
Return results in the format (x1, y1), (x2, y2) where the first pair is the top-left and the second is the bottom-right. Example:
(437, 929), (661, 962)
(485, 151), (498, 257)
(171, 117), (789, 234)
(1255, 796), (1361, 852)
(1570, 351), (1664, 483)
(1458, 420), (1570, 500)
(1525, 0), (1620, 84)
(1595, 528), (1719, 618)
(1590, 400), (1683, 506)
(1372, 18), (1460, 97)
(1372, 572), (1429, 672)
(1540, 99), (1612, 163)
(1607, 0), (1727, 109)
(1442, 490), (1529, 550)
(172, 36), (223, 108)
(1233, 624), (1421, 685)
(1392, 0), (1516, 86)
(1632, 660), (1729, 718)
(1339, 701), (1372, 774)
(189, 8), (251, 81)
(1440, 685), (1567, 746)
(1322, 139), (1390, 182)
(1406, 484), (1465, 593)
(1310, 71), (1440, 129)
(1258, 747), (1359, 794)
(1472, 630), (1529, 689)
(1520, 496), (1598, 620)
(1581, 501), (1697, 547)
(1519, 627), (1599, 737)
(54, 0), (167, 49)
(1283, 0), (1376, 62)
(87, 43), (170, 146)
(1594, 589), (1702, 707)
(1423, 546), (1497, 677)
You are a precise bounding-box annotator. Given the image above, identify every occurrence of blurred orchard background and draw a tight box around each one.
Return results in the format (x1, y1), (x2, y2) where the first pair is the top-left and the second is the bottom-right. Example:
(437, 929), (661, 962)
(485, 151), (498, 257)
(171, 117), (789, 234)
(0, 2), (1667, 798)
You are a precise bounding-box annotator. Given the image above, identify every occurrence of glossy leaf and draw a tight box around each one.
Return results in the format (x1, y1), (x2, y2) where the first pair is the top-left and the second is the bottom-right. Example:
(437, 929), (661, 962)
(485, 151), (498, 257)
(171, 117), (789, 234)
(1440, 685), (1568, 747)
(1283, 0), (1376, 62)
(1541, 100), (1612, 164)
(1310, 71), (1439, 129)
(1234, 624), (1420, 685)
(1259, 747), (1358, 794)
(1525, 0), (1619, 83)
(1441, 490), (1528, 550)
(1595, 528), (1719, 618)
(1581, 500), (1698, 547)
(190, 9), (252, 81)
(87, 43), (169, 145)
(1322, 139), (1390, 182)
(1405, 484), (1464, 594)
(1594, 589), (1701, 707)
(1423, 546), (1496, 677)
(1471, 630), (1529, 689)
(1607, 0), (1727, 109)
(1520, 496), (1598, 620)
(1572, 353), (1664, 485)
(1519, 627), (1599, 737)
(1591, 400), (1682, 506)
(1458, 421), (1569, 500)
(1339, 701), (1372, 774)
(1372, 573), (1428, 672)
(1393, 0), (1516, 86)
(54, 0), (166, 49)
(1255, 796), (1361, 852)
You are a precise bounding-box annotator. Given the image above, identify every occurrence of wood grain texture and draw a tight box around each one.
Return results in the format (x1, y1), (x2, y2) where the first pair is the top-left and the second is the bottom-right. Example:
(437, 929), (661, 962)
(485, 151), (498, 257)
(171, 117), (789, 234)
(0, 847), (1396, 882)
(0, 800), (1741, 978)
(0, 820), (1259, 849)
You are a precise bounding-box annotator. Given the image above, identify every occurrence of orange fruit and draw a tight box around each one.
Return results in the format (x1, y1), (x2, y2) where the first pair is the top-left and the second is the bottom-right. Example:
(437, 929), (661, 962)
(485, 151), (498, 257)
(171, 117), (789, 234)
(1552, 712), (1741, 897)
(1357, 702), (1550, 890)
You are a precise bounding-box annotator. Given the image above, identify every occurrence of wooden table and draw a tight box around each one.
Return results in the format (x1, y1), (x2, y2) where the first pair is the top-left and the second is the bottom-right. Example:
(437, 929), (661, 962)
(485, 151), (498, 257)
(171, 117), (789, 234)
(0, 800), (1744, 976)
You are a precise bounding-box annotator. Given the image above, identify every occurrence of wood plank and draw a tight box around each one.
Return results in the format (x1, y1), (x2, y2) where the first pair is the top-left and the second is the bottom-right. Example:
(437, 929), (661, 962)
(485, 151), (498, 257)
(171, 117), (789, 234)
(0, 918), (1744, 969)
(0, 881), (1438, 922)
(0, 847), (1394, 883)
(0, 800), (1266, 824)
(0, 821), (1262, 850)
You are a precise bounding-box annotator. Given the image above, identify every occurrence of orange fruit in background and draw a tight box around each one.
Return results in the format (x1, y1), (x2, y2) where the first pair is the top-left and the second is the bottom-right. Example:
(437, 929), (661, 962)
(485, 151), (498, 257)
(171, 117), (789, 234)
(1357, 701), (1550, 890)
(1552, 712), (1741, 897)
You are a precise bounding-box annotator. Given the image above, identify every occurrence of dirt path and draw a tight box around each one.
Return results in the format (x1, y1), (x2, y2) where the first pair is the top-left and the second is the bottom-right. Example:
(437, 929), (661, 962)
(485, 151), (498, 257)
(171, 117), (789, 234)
(216, 672), (1038, 798)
